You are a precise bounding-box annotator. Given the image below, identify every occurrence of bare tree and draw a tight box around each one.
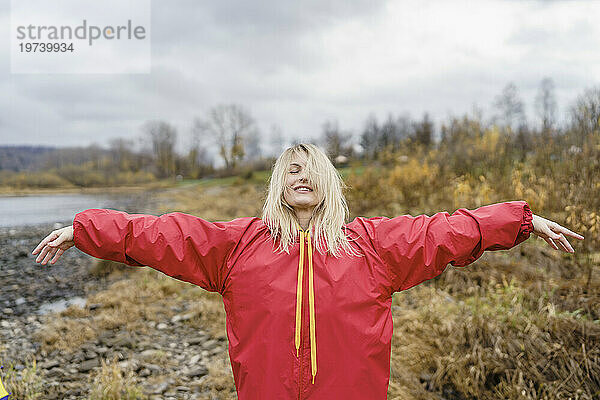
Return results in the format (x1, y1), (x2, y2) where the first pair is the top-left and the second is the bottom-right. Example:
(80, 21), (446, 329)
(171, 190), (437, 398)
(535, 77), (558, 135)
(360, 114), (379, 159)
(321, 119), (353, 160)
(186, 122), (213, 178)
(245, 128), (262, 162)
(194, 104), (257, 170)
(395, 113), (413, 143)
(143, 120), (177, 178)
(413, 113), (434, 149)
(379, 114), (399, 150)
(109, 138), (135, 171)
(569, 86), (600, 147)
(494, 82), (526, 133)
(360, 113), (413, 158)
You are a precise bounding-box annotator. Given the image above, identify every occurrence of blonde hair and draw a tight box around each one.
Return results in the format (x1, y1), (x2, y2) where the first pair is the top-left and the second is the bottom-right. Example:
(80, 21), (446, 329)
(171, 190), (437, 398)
(262, 143), (360, 257)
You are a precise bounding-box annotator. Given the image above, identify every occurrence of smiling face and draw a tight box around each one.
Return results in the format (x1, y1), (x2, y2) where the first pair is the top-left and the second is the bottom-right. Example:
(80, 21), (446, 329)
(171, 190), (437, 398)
(262, 143), (354, 256)
(283, 153), (320, 213)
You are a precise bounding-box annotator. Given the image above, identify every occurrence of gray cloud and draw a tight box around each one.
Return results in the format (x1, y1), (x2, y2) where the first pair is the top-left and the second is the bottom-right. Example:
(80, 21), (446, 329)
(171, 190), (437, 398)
(0, 0), (598, 150)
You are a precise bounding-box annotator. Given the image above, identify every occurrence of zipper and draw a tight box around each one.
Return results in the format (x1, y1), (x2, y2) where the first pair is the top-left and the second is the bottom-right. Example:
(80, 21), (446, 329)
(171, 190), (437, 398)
(298, 330), (303, 400)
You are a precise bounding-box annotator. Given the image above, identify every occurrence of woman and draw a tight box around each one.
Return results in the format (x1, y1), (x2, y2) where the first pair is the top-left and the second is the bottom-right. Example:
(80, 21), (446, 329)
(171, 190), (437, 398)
(33, 143), (583, 399)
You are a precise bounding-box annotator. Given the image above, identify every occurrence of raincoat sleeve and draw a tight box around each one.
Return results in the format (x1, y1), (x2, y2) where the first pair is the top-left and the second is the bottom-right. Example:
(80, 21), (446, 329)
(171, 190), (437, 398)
(73, 209), (249, 293)
(367, 200), (533, 293)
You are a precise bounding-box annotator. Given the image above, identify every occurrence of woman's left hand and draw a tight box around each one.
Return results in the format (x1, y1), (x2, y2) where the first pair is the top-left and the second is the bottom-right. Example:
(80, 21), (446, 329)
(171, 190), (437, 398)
(532, 214), (584, 253)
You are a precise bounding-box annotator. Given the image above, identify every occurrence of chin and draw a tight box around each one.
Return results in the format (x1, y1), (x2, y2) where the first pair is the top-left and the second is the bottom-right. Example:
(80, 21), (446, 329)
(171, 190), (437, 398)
(289, 199), (318, 210)
(295, 196), (318, 206)
(285, 193), (319, 210)
(291, 202), (313, 208)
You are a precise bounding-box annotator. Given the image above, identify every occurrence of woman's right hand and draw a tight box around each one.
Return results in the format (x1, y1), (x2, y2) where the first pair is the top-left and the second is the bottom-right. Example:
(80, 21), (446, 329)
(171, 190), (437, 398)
(32, 225), (75, 265)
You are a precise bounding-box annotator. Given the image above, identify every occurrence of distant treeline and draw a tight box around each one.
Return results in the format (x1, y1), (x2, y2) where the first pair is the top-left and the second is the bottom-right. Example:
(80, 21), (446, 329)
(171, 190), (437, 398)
(0, 146), (56, 171)
(0, 79), (599, 189)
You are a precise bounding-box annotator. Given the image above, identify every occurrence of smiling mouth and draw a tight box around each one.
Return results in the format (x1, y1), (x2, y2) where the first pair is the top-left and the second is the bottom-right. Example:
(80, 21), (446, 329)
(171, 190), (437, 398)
(294, 186), (313, 193)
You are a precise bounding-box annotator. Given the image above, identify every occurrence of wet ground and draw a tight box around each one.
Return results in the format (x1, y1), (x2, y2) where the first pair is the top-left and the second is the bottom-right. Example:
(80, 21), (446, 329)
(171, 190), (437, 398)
(0, 192), (148, 319)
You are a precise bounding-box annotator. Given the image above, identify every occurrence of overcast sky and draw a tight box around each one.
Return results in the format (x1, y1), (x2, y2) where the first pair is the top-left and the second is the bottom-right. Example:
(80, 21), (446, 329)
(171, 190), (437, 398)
(1, 0), (599, 154)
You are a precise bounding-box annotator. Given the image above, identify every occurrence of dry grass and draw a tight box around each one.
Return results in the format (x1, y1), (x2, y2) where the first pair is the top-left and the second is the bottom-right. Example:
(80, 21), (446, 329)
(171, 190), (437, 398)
(154, 183), (265, 220)
(388, 273), (600, 399)
(182, 295), (228, 339)
(0, 358), (44, 400)
(193, 356), (238, 400)
(384, 235), (600, 399)
(34, 318), (97, 352)
(35, 266), (216, 353)
(89, 259), (136, 278)
(88, 356), (146, 400)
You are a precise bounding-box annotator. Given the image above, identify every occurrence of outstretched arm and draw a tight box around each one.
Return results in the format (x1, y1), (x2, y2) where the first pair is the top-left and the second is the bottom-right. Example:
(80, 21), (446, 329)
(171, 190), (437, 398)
(33, 209), (254, 293)
(356, 201), (583, 293)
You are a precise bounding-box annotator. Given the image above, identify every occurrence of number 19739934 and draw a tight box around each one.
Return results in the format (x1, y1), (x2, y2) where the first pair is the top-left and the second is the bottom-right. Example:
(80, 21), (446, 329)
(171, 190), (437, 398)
(19, 42), (74, 52)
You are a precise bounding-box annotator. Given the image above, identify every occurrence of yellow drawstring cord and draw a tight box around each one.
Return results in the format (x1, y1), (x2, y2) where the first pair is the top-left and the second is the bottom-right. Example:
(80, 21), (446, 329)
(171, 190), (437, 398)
(294, 226), (317, 384)
(307, 230), (317, 384)
(295, 230), (305, 357)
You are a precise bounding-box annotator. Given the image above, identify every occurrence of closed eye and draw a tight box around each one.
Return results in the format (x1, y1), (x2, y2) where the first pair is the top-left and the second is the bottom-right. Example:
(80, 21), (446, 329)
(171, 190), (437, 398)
(289, 162), (303, 174)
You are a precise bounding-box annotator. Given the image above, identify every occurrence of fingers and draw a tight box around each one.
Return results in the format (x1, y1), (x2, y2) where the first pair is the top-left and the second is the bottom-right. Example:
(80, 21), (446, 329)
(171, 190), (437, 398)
(35, 242), (53, 263)
(35, 242), (67, 265)
(557, 233), (574, 253)
(42, 245), (68, 265)
(32, 231), (58, 255)
(541, 231), (575, 253)
(544, 219), (584, 240)
(555, 225), (584, 240)
(35, 240), (62, 264)
(554, 235), (571, 253)
(549, 234), (569, 252)
(547, 222), (580, 253)
(40, 246), (58, 265)
(544, 237), (559, 251)
(50, 248), (65, 264)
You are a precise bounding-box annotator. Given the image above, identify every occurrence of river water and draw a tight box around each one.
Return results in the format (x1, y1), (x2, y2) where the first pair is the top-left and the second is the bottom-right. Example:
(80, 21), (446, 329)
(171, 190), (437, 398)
(0, 193), (131, 227)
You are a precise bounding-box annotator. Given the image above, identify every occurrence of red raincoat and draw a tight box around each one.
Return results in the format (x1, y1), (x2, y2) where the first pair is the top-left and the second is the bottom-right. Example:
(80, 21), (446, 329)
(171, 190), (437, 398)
(73, 200), (533, 399)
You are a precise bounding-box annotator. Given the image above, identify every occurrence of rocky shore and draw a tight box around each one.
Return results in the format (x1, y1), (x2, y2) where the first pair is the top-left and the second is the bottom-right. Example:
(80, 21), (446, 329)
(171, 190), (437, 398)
(0, 191), (237, 399)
